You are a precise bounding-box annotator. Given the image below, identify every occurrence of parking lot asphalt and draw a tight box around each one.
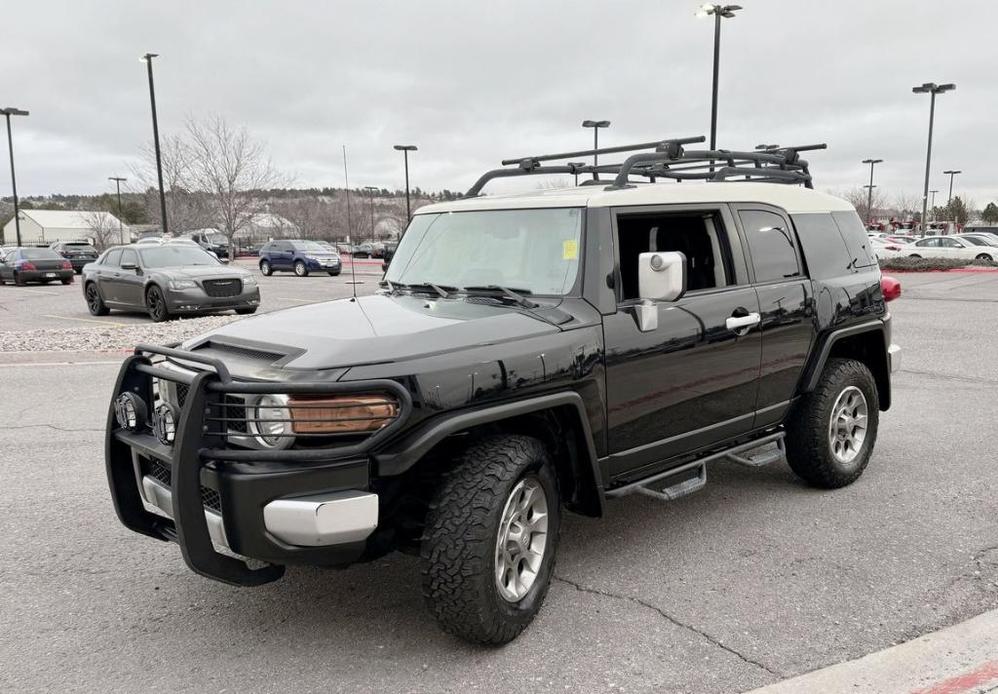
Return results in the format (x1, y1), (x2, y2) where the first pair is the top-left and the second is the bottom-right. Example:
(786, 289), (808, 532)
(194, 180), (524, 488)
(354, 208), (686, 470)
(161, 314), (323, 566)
(0, 258), (385, 332)
(1, 271), (997, 693)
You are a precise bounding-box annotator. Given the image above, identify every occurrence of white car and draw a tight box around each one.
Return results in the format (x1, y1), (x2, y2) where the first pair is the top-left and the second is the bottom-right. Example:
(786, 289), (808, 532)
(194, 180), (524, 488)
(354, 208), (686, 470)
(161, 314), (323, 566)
(905, 235), (997, 262)
(868, 237), (904, 259)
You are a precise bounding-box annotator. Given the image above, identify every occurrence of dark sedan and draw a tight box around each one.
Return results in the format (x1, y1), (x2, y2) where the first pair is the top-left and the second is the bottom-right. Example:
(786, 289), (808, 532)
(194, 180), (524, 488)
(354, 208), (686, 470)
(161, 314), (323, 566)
(81, 244), (260, 322)
(0, 247), (75, 285)
(50, 240), (100, 273)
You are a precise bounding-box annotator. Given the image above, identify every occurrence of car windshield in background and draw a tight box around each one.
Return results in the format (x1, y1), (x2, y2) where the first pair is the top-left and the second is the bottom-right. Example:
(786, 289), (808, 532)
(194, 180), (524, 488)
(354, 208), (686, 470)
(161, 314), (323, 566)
(21, 248), (62, 260)
(138, 246), (219, 267)
(207, 233), (228, 245)
(294, 241), (331, 253)
(385, 208), (584, 296)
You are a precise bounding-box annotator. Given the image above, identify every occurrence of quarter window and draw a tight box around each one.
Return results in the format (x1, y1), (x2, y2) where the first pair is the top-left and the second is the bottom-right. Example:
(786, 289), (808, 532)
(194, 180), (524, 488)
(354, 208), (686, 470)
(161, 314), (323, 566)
(738, 210), (801, 283)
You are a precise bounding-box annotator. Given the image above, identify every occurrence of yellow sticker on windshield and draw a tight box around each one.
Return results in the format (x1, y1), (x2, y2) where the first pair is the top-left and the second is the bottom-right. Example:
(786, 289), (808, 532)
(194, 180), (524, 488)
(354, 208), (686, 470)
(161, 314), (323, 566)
(562, 239), (578, 260)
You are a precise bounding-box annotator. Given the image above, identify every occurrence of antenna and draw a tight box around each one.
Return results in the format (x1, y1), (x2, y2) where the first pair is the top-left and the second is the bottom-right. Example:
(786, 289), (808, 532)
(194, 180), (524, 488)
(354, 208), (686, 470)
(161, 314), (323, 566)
(342, 144), (359, 299)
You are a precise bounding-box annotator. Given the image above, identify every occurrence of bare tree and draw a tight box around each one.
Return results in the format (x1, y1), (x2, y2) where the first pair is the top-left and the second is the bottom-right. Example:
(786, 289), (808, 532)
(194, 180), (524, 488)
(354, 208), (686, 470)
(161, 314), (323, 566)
(841, 186), (888, 223)
(81, 210), (126, 250)
(185, 116), (284, 245)
(892, 192), (921, 221)
(131, 134), (214, 232)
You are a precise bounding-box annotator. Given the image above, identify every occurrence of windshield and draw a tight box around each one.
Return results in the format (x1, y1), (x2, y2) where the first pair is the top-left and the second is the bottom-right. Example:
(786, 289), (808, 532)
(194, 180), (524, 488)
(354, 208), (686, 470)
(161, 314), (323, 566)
(21, 248), (61, 260)
(138, 245), (220, 267)
(386, 208), (583, 295)
(206, 233), (228, 245)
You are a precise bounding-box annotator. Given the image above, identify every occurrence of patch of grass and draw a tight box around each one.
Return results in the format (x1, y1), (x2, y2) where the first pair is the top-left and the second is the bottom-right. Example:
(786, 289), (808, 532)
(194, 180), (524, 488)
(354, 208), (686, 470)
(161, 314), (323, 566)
(879, 256), (996, 272)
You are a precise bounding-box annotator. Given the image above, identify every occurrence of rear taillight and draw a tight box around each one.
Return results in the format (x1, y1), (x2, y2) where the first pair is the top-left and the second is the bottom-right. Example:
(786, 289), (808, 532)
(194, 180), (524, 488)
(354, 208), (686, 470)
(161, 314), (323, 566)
(17, 261), (36, 271)
(61, 260), (72, 270)
(881, 276), (901, 302)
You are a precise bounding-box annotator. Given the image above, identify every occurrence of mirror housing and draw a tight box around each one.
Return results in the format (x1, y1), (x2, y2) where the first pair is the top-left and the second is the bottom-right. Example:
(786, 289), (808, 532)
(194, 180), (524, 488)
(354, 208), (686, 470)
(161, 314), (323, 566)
(638, 251), (686, 302)
(636, 251), (687, 332)
(120, 262), (138, 271)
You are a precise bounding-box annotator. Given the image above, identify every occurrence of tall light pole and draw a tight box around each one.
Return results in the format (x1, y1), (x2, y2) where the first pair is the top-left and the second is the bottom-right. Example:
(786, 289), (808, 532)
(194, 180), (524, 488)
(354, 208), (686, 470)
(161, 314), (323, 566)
(696, 4), (741, 153)
(109, 176), (127, 243)
(582, 120), (610, 180)
(929, 190), (939, 227)
(862, 158), (883, 225)
(393, 144), (417, 226)
(364, 186), (378, 240)
(943, 169), (961, 205)
(141, 53), (169, 236)
(912, 82), (955, 234)
(1, 107), (29, 246)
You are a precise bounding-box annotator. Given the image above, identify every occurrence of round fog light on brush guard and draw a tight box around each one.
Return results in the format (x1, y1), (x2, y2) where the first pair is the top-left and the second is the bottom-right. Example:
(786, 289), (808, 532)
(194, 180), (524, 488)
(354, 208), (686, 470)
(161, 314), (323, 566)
(153, 403), (177, 445)
(114, 392), (147, 431)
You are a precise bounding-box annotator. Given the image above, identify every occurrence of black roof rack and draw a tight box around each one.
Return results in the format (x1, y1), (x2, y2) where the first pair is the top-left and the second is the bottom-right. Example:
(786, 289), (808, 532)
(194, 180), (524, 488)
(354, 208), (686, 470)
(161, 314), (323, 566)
(465, 136), (827, 196)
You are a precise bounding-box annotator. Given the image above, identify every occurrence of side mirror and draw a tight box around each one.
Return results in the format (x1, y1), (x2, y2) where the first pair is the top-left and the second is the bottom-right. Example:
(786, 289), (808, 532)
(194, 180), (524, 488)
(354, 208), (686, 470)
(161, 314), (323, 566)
(120, 262), (138, 271)
(636, 251), (687, 332)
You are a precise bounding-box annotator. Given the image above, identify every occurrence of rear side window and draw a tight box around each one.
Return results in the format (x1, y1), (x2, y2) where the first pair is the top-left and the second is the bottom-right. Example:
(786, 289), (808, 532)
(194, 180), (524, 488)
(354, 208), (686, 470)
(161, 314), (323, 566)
(738, 209), (801, 283)
(791, 213), (856, 280)
(831, 211), (877, 269)
(104, 249), (123, 266)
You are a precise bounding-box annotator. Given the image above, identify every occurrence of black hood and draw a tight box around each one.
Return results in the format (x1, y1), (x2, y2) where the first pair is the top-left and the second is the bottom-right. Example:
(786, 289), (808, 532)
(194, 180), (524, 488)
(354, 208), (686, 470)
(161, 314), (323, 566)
(184, 294), (561, 371)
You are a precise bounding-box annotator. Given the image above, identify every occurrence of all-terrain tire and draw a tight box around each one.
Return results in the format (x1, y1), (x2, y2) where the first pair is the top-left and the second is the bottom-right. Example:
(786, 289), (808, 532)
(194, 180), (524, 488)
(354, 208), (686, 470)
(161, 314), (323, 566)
(421, 434), (560, 644)
(786, 358), (879, 489)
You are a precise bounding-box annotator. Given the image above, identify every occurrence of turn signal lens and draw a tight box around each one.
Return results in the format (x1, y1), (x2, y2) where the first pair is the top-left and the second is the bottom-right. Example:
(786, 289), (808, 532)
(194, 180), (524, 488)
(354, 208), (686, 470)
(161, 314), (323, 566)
(881, 276), (901, 302)
(289, 394), (399, 434)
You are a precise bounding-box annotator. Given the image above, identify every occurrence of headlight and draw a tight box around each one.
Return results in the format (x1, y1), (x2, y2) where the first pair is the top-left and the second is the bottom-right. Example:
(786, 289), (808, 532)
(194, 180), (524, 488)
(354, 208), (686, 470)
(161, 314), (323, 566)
(168, 279), (198, 290)
(241, 275), (257, 285)
(289, 394), (399, 434)
(250, 394), (292, 448)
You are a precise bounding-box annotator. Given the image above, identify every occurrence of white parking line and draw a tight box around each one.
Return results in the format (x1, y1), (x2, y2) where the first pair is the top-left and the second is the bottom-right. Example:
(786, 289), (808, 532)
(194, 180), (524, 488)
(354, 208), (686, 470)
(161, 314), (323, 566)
(42, 314), (128, 327)
(9, 287), (61, 296)
(0, 360), (123, 367)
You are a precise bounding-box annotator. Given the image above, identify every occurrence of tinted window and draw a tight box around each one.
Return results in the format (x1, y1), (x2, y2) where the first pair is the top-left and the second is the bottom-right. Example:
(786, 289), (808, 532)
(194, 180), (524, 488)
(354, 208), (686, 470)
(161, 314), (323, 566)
(791, 213), (855, 280)
(738, 210), (800, 283)
(20, 248), (62, 260)
(120, 249), (138, 266)
(104, 249), (123, 266)
(962, 237), (988, 246)
(940, 238), (961, 248)
(830, 211), (878, 269)
(916, 238), (938, 247)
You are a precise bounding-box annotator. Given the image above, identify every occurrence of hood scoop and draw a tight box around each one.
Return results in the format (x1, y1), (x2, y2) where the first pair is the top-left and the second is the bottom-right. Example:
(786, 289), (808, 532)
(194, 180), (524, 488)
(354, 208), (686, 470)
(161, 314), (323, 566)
(187, 337), (303, 367)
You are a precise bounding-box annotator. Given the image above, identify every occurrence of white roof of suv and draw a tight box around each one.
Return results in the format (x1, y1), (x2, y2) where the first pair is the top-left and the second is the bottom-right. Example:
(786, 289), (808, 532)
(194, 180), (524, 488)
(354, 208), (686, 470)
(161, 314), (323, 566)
(416, 182), (854, 216)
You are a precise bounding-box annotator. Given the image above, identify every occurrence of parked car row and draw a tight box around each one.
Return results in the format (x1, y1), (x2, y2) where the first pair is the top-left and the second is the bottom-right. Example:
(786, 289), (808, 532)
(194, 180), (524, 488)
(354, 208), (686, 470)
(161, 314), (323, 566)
(0, 246), (75, 285)
(869, 231), (998, 262)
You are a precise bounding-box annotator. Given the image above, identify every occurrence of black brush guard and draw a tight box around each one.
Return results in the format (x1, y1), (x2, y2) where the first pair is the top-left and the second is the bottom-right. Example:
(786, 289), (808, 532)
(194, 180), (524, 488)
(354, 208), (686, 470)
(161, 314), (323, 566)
(105, 344), (412, 586)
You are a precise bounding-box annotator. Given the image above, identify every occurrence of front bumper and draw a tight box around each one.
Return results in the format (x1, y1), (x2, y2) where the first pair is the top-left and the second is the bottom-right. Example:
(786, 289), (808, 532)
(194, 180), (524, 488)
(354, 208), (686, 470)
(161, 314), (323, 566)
(888, 344), (902, 373)
(307, 259), (341, 272)
(105, 345), (410, 586)
(163, 285), (260, 313)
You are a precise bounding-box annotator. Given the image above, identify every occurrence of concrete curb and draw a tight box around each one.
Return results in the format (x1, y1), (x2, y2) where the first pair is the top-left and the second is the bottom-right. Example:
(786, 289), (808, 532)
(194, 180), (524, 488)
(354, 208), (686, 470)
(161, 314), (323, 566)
(744, 609), (998, 694)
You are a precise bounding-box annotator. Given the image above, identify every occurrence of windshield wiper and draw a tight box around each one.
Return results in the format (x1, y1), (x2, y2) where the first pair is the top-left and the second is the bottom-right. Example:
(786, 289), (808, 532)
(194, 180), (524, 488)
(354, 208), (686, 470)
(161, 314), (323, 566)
(391, 281), (457, 299)
(461, 285), (539, 309)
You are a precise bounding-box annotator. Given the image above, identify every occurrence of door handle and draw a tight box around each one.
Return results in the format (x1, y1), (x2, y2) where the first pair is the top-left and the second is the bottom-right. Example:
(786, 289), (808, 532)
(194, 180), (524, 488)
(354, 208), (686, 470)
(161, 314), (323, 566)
(726, 312), (761, 331)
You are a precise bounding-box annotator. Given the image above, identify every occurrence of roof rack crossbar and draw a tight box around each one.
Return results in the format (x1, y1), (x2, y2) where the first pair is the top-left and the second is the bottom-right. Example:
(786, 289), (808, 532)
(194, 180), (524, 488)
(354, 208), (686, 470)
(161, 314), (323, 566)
(500, 136), (705, 167)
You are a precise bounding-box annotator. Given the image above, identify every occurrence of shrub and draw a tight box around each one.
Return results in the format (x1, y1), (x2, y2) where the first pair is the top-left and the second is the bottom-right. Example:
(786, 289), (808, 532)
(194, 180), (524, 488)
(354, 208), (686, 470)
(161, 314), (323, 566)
(879, 256), (996, 272)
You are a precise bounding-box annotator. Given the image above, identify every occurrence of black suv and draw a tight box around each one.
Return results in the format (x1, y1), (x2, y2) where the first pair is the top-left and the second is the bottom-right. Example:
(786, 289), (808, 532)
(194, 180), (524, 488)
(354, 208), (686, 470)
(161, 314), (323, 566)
(105, 139), (901, 644)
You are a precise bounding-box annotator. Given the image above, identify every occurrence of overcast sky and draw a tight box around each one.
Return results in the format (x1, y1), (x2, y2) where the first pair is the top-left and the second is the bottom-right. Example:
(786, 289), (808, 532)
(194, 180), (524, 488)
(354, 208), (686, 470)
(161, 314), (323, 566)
(2, 0), (995, 206)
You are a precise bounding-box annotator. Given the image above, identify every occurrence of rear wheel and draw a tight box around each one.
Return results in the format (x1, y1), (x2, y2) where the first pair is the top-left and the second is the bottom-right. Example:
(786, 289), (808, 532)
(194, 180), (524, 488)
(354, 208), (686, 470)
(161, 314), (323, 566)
(259, 260), (272, 276)
(421, 434), (560, 644)
(294, 260), (308, 277)
(85, 283), (110, 316)
(908, 254), (921, 259)
(14, 272), (25, 286)
(328, 271), (341, 276)
(146, 285), (170, 322)
(786, 358), (879, 488)
(61, 278), (72, 285)
(975, 253), (993, 262)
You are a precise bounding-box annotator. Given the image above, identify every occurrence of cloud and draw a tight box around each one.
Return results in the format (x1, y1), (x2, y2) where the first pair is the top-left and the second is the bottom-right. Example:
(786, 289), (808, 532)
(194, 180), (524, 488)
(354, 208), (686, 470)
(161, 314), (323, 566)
(1, 0), (993, 206)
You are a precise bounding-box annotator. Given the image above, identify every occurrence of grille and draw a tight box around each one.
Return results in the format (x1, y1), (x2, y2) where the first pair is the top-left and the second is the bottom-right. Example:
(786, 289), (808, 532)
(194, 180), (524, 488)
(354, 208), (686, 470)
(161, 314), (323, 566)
(175, 383), (190, 408)
(144, 458), (222, 513)
(224, 395), (248, 433)
(202, 278), (242, 298)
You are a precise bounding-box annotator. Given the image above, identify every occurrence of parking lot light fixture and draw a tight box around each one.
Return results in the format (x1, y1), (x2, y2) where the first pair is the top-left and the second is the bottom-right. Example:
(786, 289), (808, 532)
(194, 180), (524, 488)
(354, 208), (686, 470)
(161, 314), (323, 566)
(912, 82), (955, 234)
(696, 4), (741, 154)
(393, 144), (417, 225)
(141, 53), (169, 236)
(862, 159), (883, 225)
(943, 169), (961, 205)
(108, 176), (127, 243)
(582, 120), (611, 180)
(1, 106), (29, 246)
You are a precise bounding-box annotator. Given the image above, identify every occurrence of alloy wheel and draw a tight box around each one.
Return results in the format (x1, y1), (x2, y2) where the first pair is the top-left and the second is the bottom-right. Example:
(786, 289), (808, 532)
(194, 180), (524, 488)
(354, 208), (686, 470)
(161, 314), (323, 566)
(828, 385), (868, 466)
(494, 476), (549, 602)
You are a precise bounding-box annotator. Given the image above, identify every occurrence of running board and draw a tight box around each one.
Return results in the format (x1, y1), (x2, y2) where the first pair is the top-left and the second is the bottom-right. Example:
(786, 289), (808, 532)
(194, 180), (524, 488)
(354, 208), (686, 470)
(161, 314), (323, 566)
(606, 432), (786, 502)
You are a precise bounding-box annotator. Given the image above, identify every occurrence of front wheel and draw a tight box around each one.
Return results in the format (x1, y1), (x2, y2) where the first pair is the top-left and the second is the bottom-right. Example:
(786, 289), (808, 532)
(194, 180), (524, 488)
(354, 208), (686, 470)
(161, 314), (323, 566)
(421, 435), (560, 644)
(328, 271), (341, 276)
(786, 358), (879, 489)
(146, 285), (170, 322)
(294, 260), (308, 277)
(976, 253), (993, 262)
(259, 260), (273, 276)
